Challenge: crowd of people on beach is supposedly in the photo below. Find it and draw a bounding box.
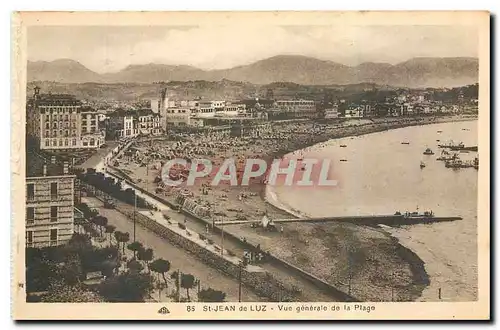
[112,116,461,226]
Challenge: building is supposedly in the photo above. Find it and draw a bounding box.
[344,105,364,118]
[26,87,105,151]
[323,106,339,119]
[215,103,246,117]
[274,99,317,118]
[25,152,75,248]
[164,107,192,127]
[107,109,162,139]
[136,109,162,135]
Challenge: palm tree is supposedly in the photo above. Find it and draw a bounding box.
[105,225,116,246]
[180,273,196,302]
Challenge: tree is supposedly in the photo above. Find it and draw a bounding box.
[26,260,59,293]
[61,254,83,286]
[127,259,144,273]
[93,216,108,237]
[137,248,154,271]
[105,225,116,246]
[98,272,154,302]
[127,241,144,259]
[180,273,196,302]
[198,288,226,302]
[114,231,130,255]
[114,231,122,249]
[42,283,105,302]
[149,258,171,288]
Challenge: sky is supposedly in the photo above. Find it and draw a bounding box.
[27,25,478,73]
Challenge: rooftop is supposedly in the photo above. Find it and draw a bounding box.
[34,93,82,107]
[26,151,70,177]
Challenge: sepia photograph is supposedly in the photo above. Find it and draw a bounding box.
[11,11,490,320]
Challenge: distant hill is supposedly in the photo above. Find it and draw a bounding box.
[27,59,103,83]
[27,55,478,88]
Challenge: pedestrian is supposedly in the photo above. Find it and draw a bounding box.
[280,225,284,234]
[206,224,209,234]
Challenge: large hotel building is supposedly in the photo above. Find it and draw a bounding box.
[26,87,105,151]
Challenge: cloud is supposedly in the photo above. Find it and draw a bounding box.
[28,25,478,73]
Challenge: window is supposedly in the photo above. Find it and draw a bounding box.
[45,130,50,137]
[50,228,58,243]
[72,139,76,146]
[27,207,34,223]
[50,182,58,199]
[72,122,76,128]
[26,231,33,244]
[45,122,50,129]
[52,140,57,146]
[50,206,58,222]
[64,139,68,146]
[27,184,34,200]
[45,140,49,147]
[59,139,63,146]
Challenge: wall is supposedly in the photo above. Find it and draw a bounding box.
[105,167,358,302]
[117,208,299,302]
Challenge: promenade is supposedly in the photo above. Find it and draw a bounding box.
[83,196,264,302]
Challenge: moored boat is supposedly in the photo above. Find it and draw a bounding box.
[423,148,434,155]
[420,161,426,168]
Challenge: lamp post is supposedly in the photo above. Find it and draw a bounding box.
[133,191,137,242]
[220,216,224,256]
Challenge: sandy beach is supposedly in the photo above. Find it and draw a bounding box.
[112,114,476,301]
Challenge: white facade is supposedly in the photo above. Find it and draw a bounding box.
[344,107,364,118]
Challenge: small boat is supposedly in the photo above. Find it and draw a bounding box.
[439,141,465,149]
[340,159,348,162]
[401,142,410,145]
[420,161,426,168]
[423,148,434,155]
[437,130,443,133]
[340,144,347,148]
[436,139,440,142]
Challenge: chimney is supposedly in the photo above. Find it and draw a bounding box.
[42,163,47,176]
[51,156,56,164]
[63,161,69,175]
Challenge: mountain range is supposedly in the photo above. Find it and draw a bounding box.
[27,55,478,88]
